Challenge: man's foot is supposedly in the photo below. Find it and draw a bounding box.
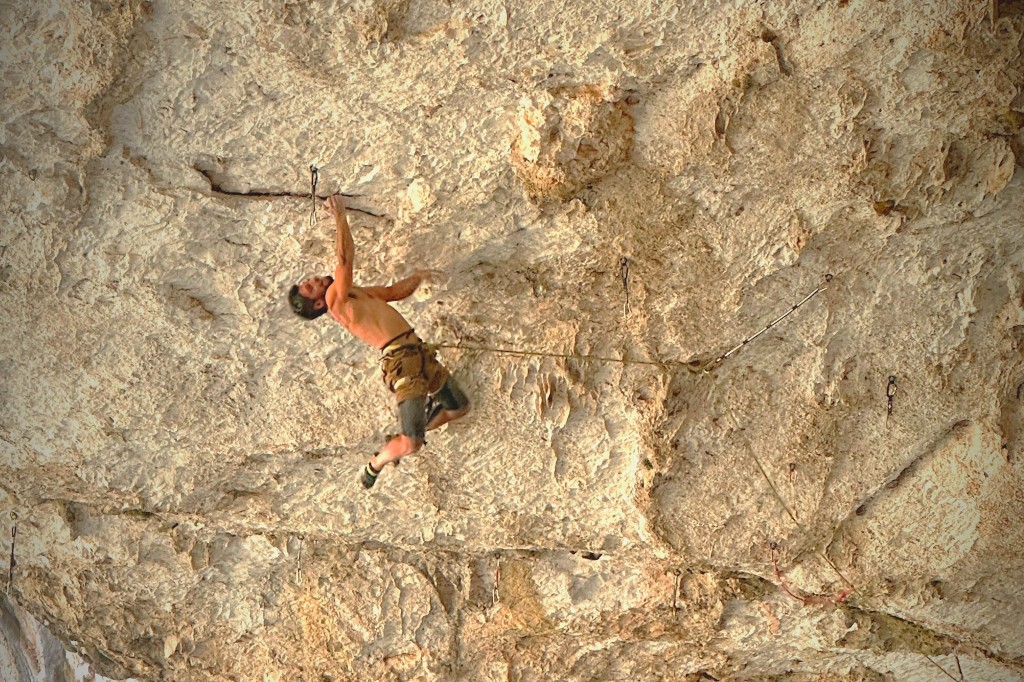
[360,461,381,489]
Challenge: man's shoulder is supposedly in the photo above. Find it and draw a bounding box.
[327,282,359,301]
[326,286,352,315]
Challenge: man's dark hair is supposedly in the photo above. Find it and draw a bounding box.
[288,285,328,320]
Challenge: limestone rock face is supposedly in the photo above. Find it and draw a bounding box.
[1,1,1023,681]
[512,86,635,201]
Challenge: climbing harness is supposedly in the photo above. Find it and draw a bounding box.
[380,330,450,401]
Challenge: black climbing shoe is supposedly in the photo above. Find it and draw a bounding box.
[361,462,381,489]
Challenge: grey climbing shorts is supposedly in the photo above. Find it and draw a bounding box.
[396,378,470,442]
[398,395,427,442]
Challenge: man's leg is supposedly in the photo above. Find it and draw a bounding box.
[425,378,471,432]
[373,433,423,468]
[362,396,426,489]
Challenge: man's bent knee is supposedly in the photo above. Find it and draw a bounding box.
[394,434,424,457]
[436,380,470,412]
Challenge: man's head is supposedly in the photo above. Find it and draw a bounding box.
[288,275,333,320]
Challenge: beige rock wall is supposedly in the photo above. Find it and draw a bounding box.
[1,0,1022,680]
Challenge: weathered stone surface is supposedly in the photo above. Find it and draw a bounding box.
[1,0,1023,680]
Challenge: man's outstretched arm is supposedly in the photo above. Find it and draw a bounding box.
[364,270,436,302]
[327,194,354,299]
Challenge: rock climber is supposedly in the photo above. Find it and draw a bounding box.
[288,194,470,489]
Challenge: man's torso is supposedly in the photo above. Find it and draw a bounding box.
[327,285,413,349]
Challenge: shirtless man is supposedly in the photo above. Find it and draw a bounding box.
[288,194,470,489]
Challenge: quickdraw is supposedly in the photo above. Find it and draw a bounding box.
[308,165,319,227]
[6,512,17,596]
[886,375,898,426]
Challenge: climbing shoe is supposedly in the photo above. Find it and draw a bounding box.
[361,462,381,489]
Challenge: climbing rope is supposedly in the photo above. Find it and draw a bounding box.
[434,273,834,374]
[706,273,832,368]
[432,342,708,372]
